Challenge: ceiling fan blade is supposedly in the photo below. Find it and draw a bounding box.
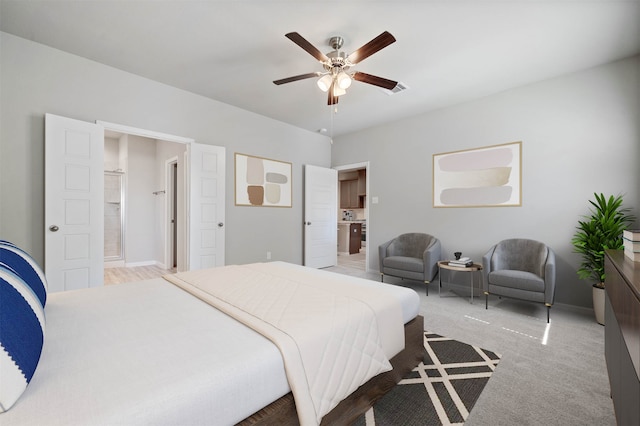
[346,31,396,64]
[285,32,329,63]
[327,81,339,105]
[353,71,398,91]
[273,72,321,85]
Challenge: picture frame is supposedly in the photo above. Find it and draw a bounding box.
[433,141,522,208]
[235,153,292,207]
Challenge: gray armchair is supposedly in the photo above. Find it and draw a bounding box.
[379,233,441,295]
[482,238,556,323]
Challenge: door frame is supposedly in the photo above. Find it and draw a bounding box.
[164,157,179,270]
[333,161,370,271]
[97,120,194,271]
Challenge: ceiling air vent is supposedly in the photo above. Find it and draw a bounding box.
[381,82,409,96]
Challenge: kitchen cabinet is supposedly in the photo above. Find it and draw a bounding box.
[339,170,366,208]
[358,169,366,195]
[340,180,361,208]
[339,181,348,208]
[338,222,362,255]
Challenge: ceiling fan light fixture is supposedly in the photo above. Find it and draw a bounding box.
[336,72,352,89]
[332,85,346,97]
[276,31,398,105]
[317,74,333,92]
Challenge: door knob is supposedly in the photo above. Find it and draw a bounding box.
[49,225,59,232]
[305,221,312,225]
[218,222,224,227]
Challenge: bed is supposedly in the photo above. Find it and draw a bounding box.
[1,259,423,425]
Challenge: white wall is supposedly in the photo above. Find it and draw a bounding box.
[0,32,331,267]
[332,55,640,308]
[125,135,157,264]
[104,137,119,171]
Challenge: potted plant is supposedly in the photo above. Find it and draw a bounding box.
[572,193,635,325]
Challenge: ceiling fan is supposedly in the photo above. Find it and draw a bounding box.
[273,31,398,105]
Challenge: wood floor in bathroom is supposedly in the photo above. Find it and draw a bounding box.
[104,264,175,285]
[105,247,366,286]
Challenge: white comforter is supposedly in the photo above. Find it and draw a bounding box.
[3,263,417,426]
[165,261,404,425]
[2,277,293,426]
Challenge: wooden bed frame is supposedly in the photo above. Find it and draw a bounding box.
[239,315,425,425]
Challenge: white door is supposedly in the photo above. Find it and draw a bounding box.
[45,113,104,292]
[187,143,225,270]
[304,165,338,268]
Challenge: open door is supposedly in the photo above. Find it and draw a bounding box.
[304,165,337,268]
[46,114,226,291]
[187,143,226,270]
[45,113,104,292]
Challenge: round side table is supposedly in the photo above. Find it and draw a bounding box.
[437,260,483,304]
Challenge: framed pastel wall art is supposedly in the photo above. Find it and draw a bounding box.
[433,141,522,208]
[235,153,292,207]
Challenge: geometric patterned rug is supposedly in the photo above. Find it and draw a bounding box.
[354,332,501,426]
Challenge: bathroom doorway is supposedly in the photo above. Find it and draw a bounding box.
[103,130,187,276]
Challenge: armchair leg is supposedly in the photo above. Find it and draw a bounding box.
[380,273,384,283]
[546,304,551,323]
[484,292,489,310]
[424,281,429,296]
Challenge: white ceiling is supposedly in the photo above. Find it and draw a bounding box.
[1,1,639,137]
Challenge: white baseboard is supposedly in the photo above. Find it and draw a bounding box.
[104,260,125,268]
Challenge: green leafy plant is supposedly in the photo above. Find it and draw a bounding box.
[572,193,635,287]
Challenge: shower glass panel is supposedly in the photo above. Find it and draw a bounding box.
[104,172,124,260]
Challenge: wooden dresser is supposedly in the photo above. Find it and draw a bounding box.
[604,250,640,425]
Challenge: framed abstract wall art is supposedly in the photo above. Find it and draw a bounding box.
[433,141,522,208]
[235,153,292,207]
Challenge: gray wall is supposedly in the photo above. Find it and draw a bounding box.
[0,32,331,267]
[125,135,157,264]
[332,55,640,308]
